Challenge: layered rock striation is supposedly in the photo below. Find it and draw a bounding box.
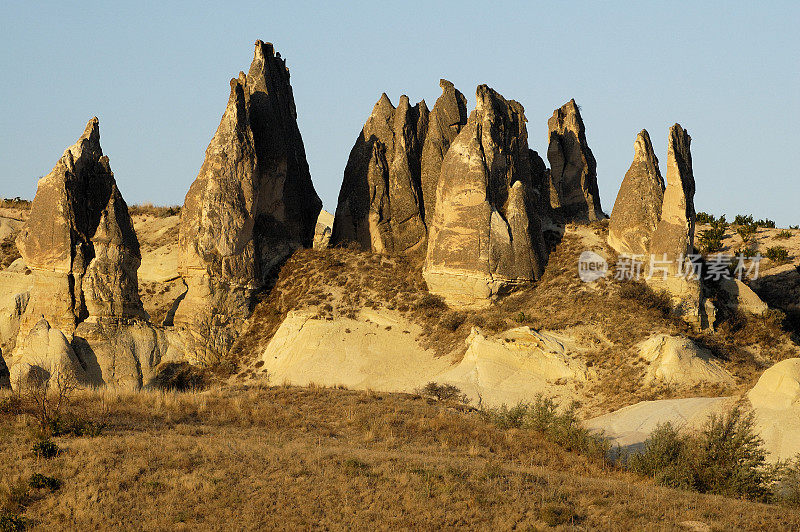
[423,85,549,306]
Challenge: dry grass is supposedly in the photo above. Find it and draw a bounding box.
[127,203,181,218]
[0,198,31,211]
[230,245,472,364]
[1,386,798,530]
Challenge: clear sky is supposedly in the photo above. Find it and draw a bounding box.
[1,1,798,225]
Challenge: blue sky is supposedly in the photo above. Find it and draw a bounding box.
[1,1,798,225]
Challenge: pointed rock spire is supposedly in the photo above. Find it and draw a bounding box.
[175,40,322,331]
[15,117,144,335]
[608,130,665,255]
[546,99,605,221]
[647,124,711,327]
[331,91,429,254]
[420,79,468,224]
[649,124,696,263]
[423,85,549,306]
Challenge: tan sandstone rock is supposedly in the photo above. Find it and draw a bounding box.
[608,130,665,255]
[331,92,429,254]
[423,85,549,306]
[420,79,468,225]
[638,334,733,386]
[647,124,710,327]
[175,41,321,334]
[8,319,87,388]
[718,278,769,316]
[435,327,592,407]
[313,209,334,250]
[547,99,605,221]
[15,117,145,336]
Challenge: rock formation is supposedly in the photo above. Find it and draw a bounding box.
[608,130,665,255]
[423,85,549,306]
[647,124,710,326]
[0,352,9,389]
[175,41,321,331]
[9,319,87,388]
[637,334,733,386]
[419,80,468,224]
[15,117,145,336]
[313,210,334,250]
[331,92,430,254]
[528,149,552,223]
[547,99,605,221]
[331,79,468,254]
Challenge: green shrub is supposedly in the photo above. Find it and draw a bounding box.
[756,218,776,229]
[698,227,725,253]
[627,423,694,489]
[696,212,715,224]
[483,396,609,460]
[419,382,467,403]
[734,214,755,226]
[774,456,800,506]
[28,474,60,492]
[31,438,59,459]
[775,230,794,240]
[626,407,773,501]
[765,246,789,263]
[737,224,758,243]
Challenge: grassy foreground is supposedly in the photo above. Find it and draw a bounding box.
[2,385,800,530]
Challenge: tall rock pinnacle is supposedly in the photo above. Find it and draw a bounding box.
[15,117,145,336]
[608,130,665,255]
[547,99,605,221]
[420,79,468,224]
[175,41,322,332]
[647,123,710,327]
[423,85,549,306]
[331,91,429,254]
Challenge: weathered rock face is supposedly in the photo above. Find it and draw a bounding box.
[637,334,733,386]
[175,41,322,330]
[608,130,665,255]
[420,80,468,224]
[649,124,695,262]
[547,99,605,221]
[0,352,9,389]
[15,118,144,336]
[331,92,430,254]
[423,85,549,306]
[528,149,552,223]
[313,209,334,250]
[8,319,87,388]
[71,320,187,390]
[647,124,709,326]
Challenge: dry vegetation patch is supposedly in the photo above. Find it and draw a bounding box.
[2,385,799,530]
